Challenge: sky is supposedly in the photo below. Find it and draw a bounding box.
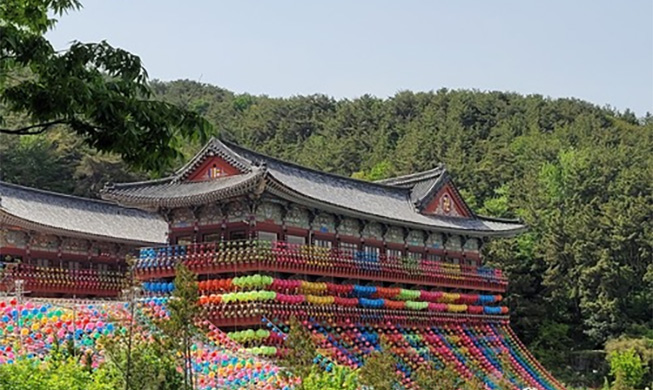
[47,1,653,115]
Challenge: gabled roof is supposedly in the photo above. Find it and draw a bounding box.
[377,168,474,216]
[172,139,253,181]
[375,164,445,188]
[0,182,167,245]
[102,138,526,237]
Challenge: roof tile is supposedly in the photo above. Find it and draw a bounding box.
[0,182,167,244]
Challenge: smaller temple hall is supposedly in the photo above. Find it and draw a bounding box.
[0,182,166,297]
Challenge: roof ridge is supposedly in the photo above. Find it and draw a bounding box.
[172,137,253,182]
[172,137,218,178]
[0,181,143,210]
[102,176,175,190]
[375,165,445,185]
[103,137,254,191]
[220,139,412,194]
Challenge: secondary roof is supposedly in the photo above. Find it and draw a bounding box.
[0,182,167,245]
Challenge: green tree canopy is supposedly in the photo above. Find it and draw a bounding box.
[2,79,651,387]
[0,0,211,172]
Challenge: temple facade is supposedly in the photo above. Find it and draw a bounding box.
[102,138,564,390]
[0,182,167,298]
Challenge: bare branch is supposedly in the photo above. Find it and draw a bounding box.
[0,120,69,135]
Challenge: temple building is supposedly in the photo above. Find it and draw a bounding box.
[102,138,564,390]
[0,182,166,298]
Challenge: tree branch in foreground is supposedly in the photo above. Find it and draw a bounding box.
[0,120,69,135]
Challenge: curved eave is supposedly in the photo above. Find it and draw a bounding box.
[476,221,528,237]
[375,165,445,186]
[0,210,164,246]
[101,171,265,210]
[265,177,527,238]
[475,214,525,224]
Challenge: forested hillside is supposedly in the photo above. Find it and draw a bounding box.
[1,80,651,384]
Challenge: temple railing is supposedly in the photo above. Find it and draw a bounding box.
[136,240,508,292]
[200,302,511,327]
[0,264,126,297]
[142,273,507,315]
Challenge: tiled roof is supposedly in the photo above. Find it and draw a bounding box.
[102,138,527,236]
[0,182,167,244]
[375,166,445,187]
[101,169,264,208]
[375,166,447,204]
[224,140,525,235]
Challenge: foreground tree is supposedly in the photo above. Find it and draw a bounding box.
[605,336,652,387]
[0,357,117,390]
[281,316,318,383]
[358,340,401,390]
[414,362,459,390]
[302,364,359,390]
[0,0,211,172]
[159,264,201,390]
[605,340,650,390]
[103,337,184,390]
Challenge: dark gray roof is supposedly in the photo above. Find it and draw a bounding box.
[376,168,474,216]
[375,166,446,205]
[103,138,526,236]
[223,140,525,235]
[375,166,445,187]
[102,169,264,208]
[0,182,167,244]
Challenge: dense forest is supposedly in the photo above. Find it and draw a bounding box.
[0,80,651,384]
